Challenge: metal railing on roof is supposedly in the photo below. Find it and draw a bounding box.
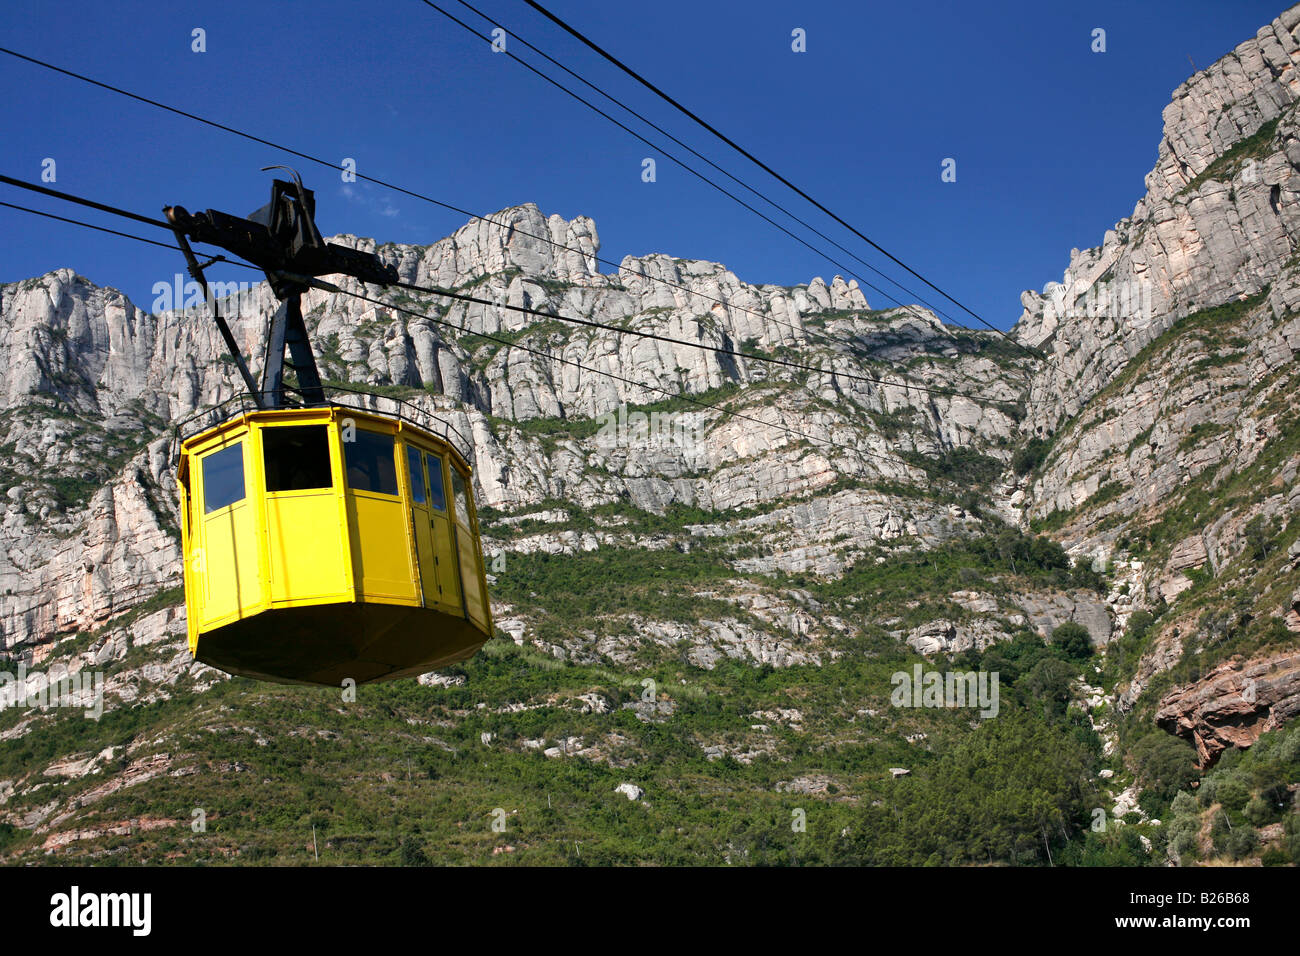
[171,384,475,465]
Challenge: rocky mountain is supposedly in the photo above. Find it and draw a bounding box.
[1007,5,1300,769]
[0,7,1297,866]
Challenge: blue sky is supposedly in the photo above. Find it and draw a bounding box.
[0,0,1287,329]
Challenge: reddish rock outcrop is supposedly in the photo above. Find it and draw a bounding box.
[1156,651,1300,767]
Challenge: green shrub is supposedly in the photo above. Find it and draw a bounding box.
[1022,657,1076,718]
[1243,795,1272,827]
[1167,814,1200,859]
[1052,622,1094,660]
[1287,830,1300,865]
[1225,825,1257,860]
[1278,728,1300,766]
[1130,733,1199,805]
[1138,789,1169,818]
[1170,791,1198,817]
[1261,846,1289,866]
[1127,610,1155,643]
[1210,811,1232,855]
[398,837,431,866]
[1011,437,1049,476]
[1216,778,1250,813]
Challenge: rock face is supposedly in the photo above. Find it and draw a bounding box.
[1016,4,1300,435]
[1010,4,1300,589]
[1001,4,1300,749]
[1015,590,1113,646]
[1156,652,1300,766]
[0,217,1032,661]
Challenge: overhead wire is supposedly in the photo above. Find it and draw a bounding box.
[520,0,1044,360]
[0,173,1003,402]
[389,275,984,399]
[423,0,967,333]
[0,198,205,257]
[0,173,174,232]
[0,182,266,275]
[0,197,929,473]
[317,279,930,474]
[0,47,1027,409]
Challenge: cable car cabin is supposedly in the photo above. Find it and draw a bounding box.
[175,405,491,686]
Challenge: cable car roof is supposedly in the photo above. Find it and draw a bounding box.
[173,383,475,471]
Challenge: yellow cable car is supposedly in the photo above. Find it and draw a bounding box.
[164,171,492,685]
[175,397,492,685]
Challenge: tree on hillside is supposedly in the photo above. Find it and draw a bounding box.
[1130,732,1198,810]
[1052,622,1093,660]
[1023,657,1076,719]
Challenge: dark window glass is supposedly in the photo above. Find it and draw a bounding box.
[344,429,398,496]
[202,443,245,513]
[426,453,447,512]
[406,445,426,504]
[264,425,333,492]
[450,469,470,527]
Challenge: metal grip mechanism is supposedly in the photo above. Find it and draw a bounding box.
[164,169,399,410]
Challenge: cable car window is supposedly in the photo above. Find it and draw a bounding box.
[201,443,245,513]
[450,469,470,527]
[264,426,333,492]
[406,444,426,504]
[425,453,447,512]
[345,429,399,496]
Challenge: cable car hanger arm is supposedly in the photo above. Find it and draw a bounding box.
[163,168,398,410]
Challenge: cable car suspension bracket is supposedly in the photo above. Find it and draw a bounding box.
[163,167,398,411]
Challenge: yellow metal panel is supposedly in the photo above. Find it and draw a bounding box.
[446,462,490,631]
[456,525,488,630]
[399,439,434,608]
[201,500,262,625]
[341,423,417,603]
[328,414,358,603]
[250,427,273,615]
[431,511,460,612]
[191,431,264,631]
[464,474,493,634]
[254,419,349,606]
[424,451,460,613]
[403,440,442,609]
[178,474,201,654]
[410,502,437,606]
[347,492,418,602]
[265,492,349,603]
